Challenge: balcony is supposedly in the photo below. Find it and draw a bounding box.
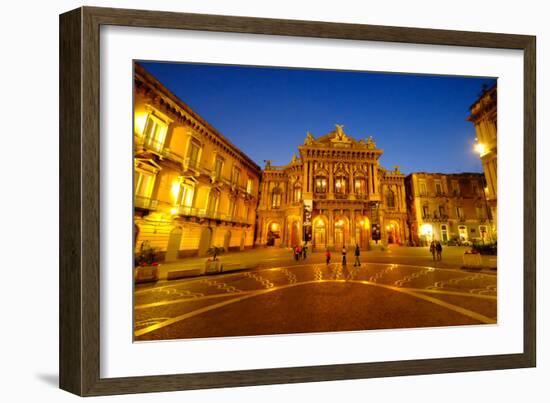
[134,135,184,163]
[175,206,252,226]
[135,196,158,211]
[334,193,348,200]
[183,157,200,172]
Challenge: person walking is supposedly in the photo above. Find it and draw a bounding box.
[302,243,307,260]
[342,246,347,266]
[294,245,300,261]
[354,244,361,267]
[325,249,331,265]
[429,240,436,261]
[436,241,443,261]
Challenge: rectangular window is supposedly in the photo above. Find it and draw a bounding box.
[134,171,155,198]
[232,167,241,187]
[246,178,253,194]
[456,206,464,219]
[439,205,446,217]
[180,182,195,208]
[187,140,201,169]
[142,114,168,152]
[214,157,224,179]
[419,181,427,196]
[422,205,429,218]
[435,182,442,196]
[452,181,460,196]
[228,199,236,217]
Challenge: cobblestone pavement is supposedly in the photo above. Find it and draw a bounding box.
[134,262,497,341]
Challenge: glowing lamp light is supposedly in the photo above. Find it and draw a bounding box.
[170,207,178,215]
[134,113,148,135]
[171,182,181,202]
[420,223,433,236]
[271,223,279,231]
[474,142,486,155]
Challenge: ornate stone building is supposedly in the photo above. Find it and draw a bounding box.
[133,63,262,260]
[468,84,497,239]
[256,125,408,251]
[406,172,494,245]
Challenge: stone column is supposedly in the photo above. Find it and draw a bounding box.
[328,162,334,198]
[328,209,334,249]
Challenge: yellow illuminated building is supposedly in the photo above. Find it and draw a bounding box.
[256,125,408,251]
[406,172,494,245]
[468,84,497,238]
[134,64,261,259]
[134,64,496,261]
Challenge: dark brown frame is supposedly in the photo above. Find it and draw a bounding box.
[59,6,536,396]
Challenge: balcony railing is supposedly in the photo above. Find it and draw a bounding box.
[134,135,184,163]
[183,157,200,172]
[334,193,348,199]
[176,206,252,225]
[135,196,158,210]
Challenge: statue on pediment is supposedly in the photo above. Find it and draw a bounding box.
[335,124,345,139]
[304,131,315,145]
[291,154,297,163]
[264,159,272,169]
[366,136,376,149]
[393,165,401,173]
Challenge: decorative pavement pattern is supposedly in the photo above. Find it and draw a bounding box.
[134,263,497,341]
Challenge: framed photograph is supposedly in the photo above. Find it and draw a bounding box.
[59,6,536,396]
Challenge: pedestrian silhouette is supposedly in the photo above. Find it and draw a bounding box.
[342,246,347,266]
[354,244,361,267]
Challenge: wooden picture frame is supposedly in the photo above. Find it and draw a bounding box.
[59,6,536,396]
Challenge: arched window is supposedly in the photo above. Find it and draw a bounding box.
[334,174,347,194]
[293,182,302,202]
[354,176,367,195]
[271,187,282,208]
[386,189,395,208]
[315,176,327,193]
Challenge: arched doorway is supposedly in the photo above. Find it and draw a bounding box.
[334,216,349,250]
[198,226,213,256]
[223,230,232,251]
[355,216,370,249]
[266,221,281,246]
[289,220,300,247]
[312,216,327,251]
[165,226,182,261]
[385,220,401,244]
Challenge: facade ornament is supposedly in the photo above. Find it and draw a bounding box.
[264,159,272,169]
[366,136,376,149]
[291,153,297,163]
[304,131,315,145]
[393,165,401,173]
[335,124,345,140]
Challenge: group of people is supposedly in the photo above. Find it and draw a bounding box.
[292,244,308,261]
[324,244,362,267]
[429,240,443,261]
[293,241,443,264]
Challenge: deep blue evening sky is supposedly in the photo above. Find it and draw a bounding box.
[139,61,496,174]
